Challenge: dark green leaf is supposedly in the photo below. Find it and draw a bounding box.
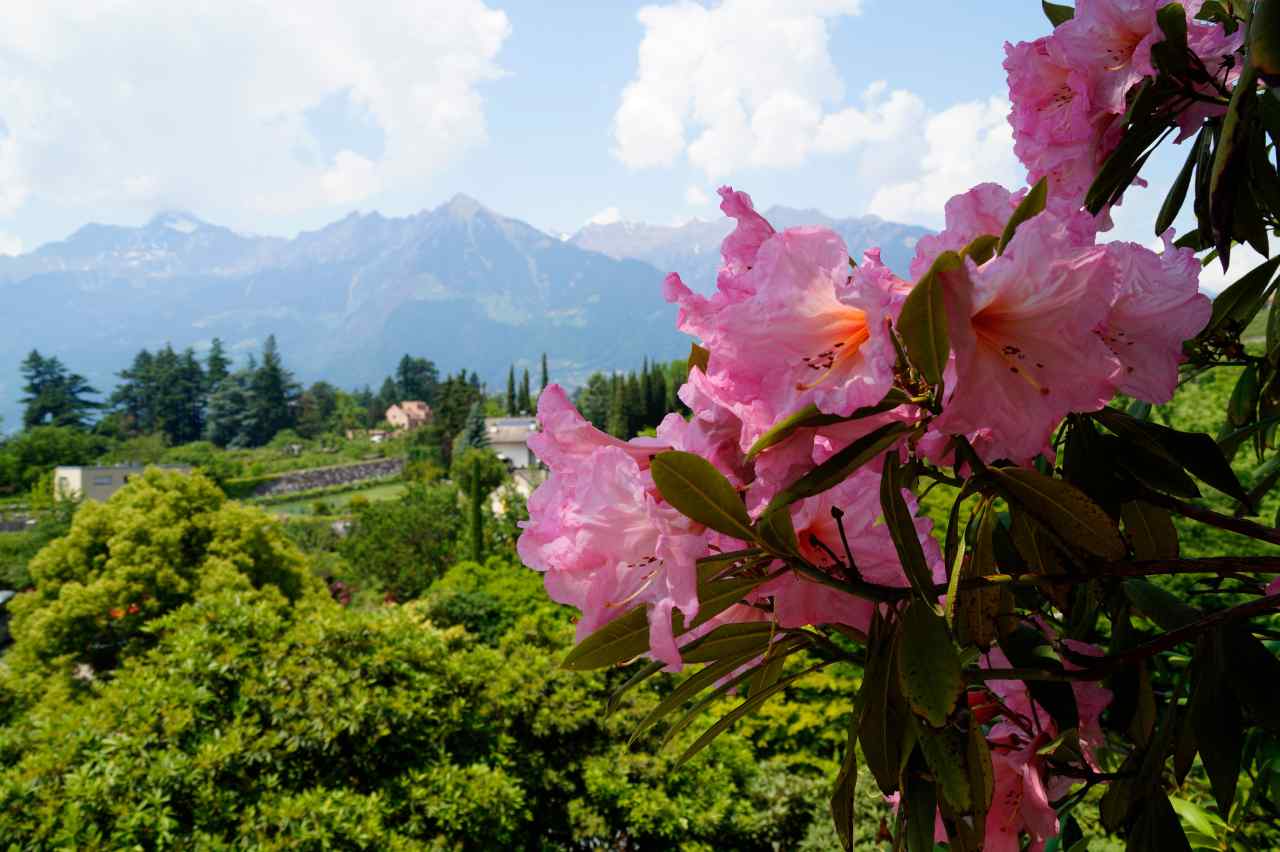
[1127,792,1193,852]
[988,466,1126,559]
[677,621,775,664]
[606,658,666,717]
[860,614,907,794]
[1190,634,1242,816]
[961,233,999,264]
[763,421,909,516]
[756,507,799,557]
[1086,115,1167,214]
[903,757,938,852]
[967,721,995,814]
[1228,364,1260,427]
[1121,501,1179,560]
[1042,1,1074,26]
[1122,578,1202,630]
[561,606,650,671]
[630,645,766,744]
[1209,63,1259,267]
[1000,625,1079,731]
[1093,408,1252,506]
[831,701,862,852]
[675,662,827,766]
[1221,626,1280,731]
[1157,126,1208,235]
[745,389,910,461]
[897,600,963,727]
[651,450,755,542]
[1150,3,1189,77]
[881,453,940,600]
[999,177,1048,254]
[898,251,958,385]
[916,724,971,812]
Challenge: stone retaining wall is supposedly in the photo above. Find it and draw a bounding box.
[249,458,406,498]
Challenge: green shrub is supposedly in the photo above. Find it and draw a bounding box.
[3,468,318,687]
[340,483,464,600]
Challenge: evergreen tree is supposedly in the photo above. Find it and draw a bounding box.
[518,369,532,414]
[606,376,627,438]
[20,350,101,430]
[576,373,612,429]
[204,370,257,447]
[506,366,517,415]
[296,381,338,439]
[624,373,645,435]
[205,338,230,391]
[375,378,399,423]
[247,335,299,445]
[540,353,549,391]
[394,355,439,404]
[460,401,490,450]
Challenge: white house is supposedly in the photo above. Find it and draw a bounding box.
[53,465,191,502]
[485,417,538,469]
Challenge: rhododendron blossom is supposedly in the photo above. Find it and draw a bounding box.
[665,188,905,449]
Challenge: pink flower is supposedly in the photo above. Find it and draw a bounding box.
[753,469,944,631]
[529,384,662,470]
[1098,232,1210,403]
[932,213,1119,465]
[655,367,751,486]
[665,192,904,449]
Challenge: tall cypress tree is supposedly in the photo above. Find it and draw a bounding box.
[518,369,532,414]
[540,353,549,391]
[606,376,627,438]
[506,366,517,415]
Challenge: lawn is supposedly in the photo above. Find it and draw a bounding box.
[266,481,409,516]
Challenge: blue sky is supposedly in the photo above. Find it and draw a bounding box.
[0,0,1227,282]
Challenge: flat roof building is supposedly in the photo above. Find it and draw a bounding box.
[53,465,192,503]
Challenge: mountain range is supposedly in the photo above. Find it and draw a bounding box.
[0,196,929,430]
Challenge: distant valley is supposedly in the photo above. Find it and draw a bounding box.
[0,196,928,429]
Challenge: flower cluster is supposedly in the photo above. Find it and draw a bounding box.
[518,2,1247,848]
[1004,0,1242,212]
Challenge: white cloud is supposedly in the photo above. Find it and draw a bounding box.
[0,1,510,227]
[614,0,864,177]
[867,97,1022,226]
[1196,247,1268,295]
[684,185,711,206]
[0,232,22,256]
[585,206,622,226]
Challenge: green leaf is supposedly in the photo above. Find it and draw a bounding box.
[898,251,958,385]
[897,600,963,728]
[880,453,940,601]
[687,343,709,374]
[1122,578,1202,631]
[1042,1,1074,26]
[1157,126,1208,235]
[1151,3,1189,77]
[831,710,861,852]
[967,722,995,813]
[1221,626,1280,732]
[961,233,1000,265]
[1168,797,1227,845]
[1086,114,1167,214]
[998,177,1049,254]
[745,388,910,461]
[859,614,907,794]
[1103,433,1201,499]
[1121,501,1179,560]
[561,606,650,671]
[1190,633,1243,816]
[563,568,775,671]
[650,450,755,542]
[1127,792,1193,852]
[675,662,827,766]
[677,621,775,664]
[903,759,938,852]
[987,466,1126,559]
[630,645,766,744]
[756,506,799,557]
[1228,363,1260,427]
[1209,62,1259,267]
[763,421,909,516]
[999,625,1080,731]
[606,658,666,717]
[1093,408,1252,506]
[917,724,971,812]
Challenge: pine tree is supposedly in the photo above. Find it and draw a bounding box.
[205,338,230,391]
[540,353,549,391]
[460,401,490,450]
[506,366,517,415]
[247,335,299,445]
[518,369,532,414]
[20,350,101,430]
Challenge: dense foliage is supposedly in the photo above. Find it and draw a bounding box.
[519,4,1280,850]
